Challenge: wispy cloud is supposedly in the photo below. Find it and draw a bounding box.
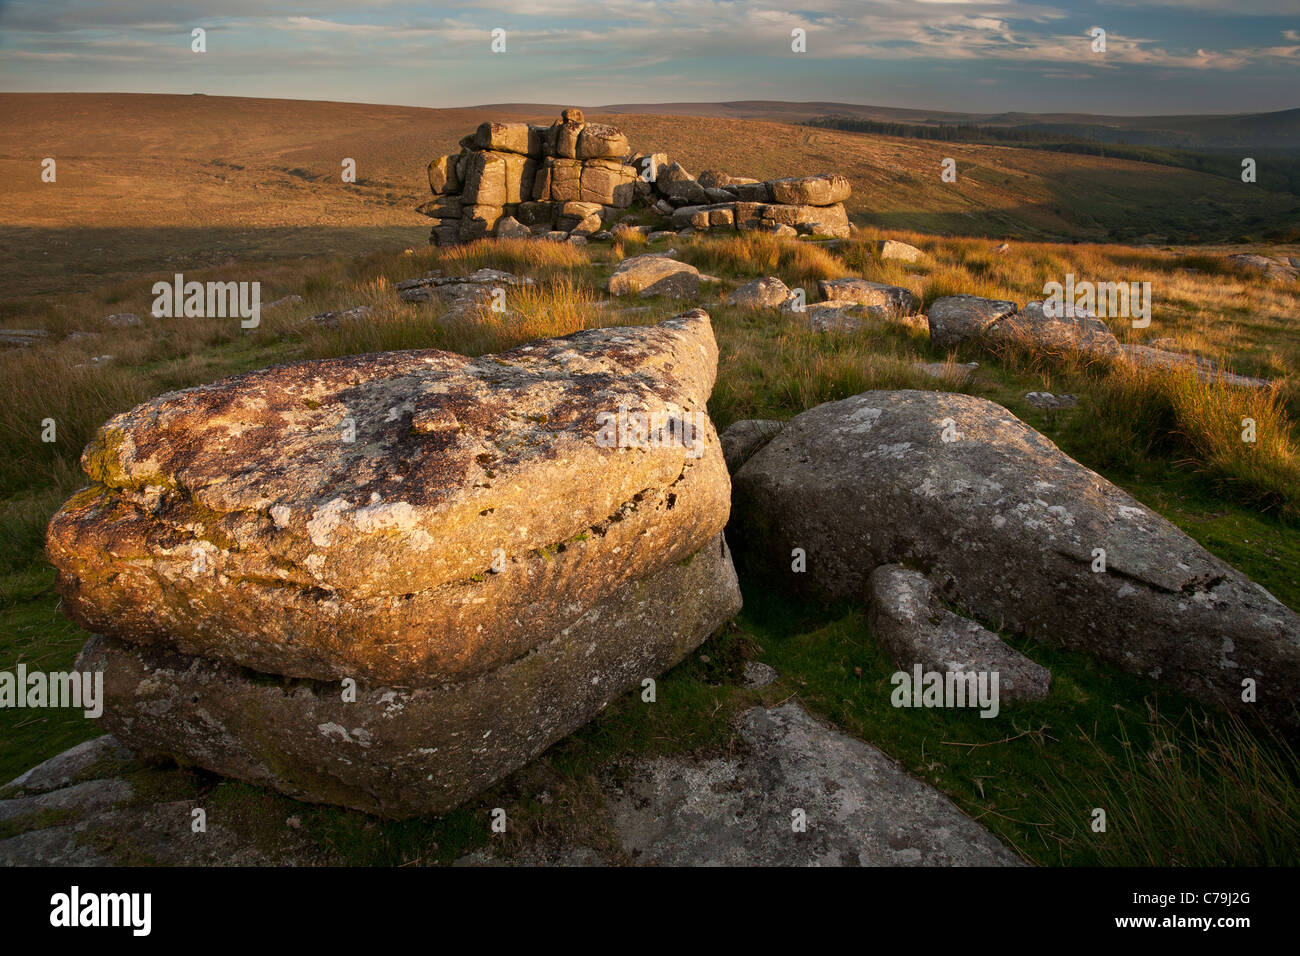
[0,1,1295,113]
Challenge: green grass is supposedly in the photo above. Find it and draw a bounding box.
[734,582,1299,866]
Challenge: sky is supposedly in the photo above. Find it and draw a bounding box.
[0,0,1296,116]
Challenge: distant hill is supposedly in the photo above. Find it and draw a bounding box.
[2,93,1296,297]
[596,101,1300,150]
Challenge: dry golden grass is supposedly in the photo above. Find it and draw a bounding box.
[2,222,1297,528]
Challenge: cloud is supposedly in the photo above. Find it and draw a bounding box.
[0,0,1295,111]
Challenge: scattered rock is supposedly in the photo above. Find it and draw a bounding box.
[302,305,372,328]
[607,253,701,299]
[106,313,141,328]
[1122,344,1269,388]
[0,329,52,348]
[264,295,304,310]
[395,268,534,305]
[915,361,979,385]
[1024,391,1078,409]
[1227,253,1298,283]
[927,296,1018,351]
[819,279,918,315]
[876,240,926,263]
[741,661,777,688]
[793,302,867,332]
[994,301,1122,357]
[727,276,792,309]
[866,565,1051,701]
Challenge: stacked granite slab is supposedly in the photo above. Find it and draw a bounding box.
[46,309,742,818]
[664,171,851,238]
[418,109,853,243]
[419,108,641,246]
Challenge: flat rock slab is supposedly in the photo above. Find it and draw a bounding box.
[469,703,1019,866]
[867,565,1050,702]
[0,735,315,866]
[2,734,129,797]
[47,310,730,686]
[79,533,742,818]
[1123,343,1269,388]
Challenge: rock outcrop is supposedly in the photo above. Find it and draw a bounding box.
[731,389,1300,731]
[1227,253,1299,283]
[419,111,852,244]
[928,295,1270,386]
[46,310,743,816]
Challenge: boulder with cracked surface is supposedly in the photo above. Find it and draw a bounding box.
[47,310,733,687]
[732,389,1300,731]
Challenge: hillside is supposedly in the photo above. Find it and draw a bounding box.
[2,93,1296,298]
[598,100,1300,148]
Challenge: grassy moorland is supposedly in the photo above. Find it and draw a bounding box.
[1,227,1297,866]
[3,93,1297,298]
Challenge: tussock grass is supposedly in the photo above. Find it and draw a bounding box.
[1086,359,1300,519]
[427,237,591,280]
[1039,707,1300,866]
[678,233,847,285]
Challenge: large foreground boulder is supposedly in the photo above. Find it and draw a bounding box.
[78,532,741,819]
[732,390,1300,731]
[47,311,730,686]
